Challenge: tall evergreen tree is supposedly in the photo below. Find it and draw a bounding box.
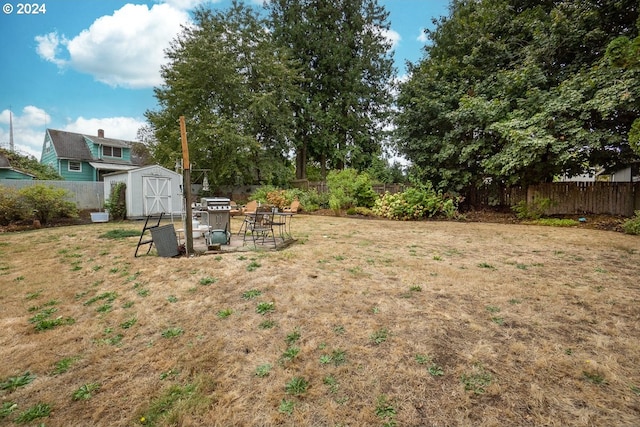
[267,0,395,179]
[145,2,301,187]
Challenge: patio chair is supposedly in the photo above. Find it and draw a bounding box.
[243,206,277,247]
[283,200,300,213]
[237,200,258,235]
[229,201,243,217]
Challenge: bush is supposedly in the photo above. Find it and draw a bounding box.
[18,185,78,225]
[512,198,554,220]
[373,181,459,220]
[105,182,126,220]
[622,211,640,235]
[250,185,278,204]
[326,169,377,210]
[297,189,328,212]
[0,186,27,225]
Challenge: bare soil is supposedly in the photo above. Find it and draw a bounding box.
[0,214,639,426]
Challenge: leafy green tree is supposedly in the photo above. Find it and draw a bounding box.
[396,0,639,192]
[1,148,61,180]
[268,0,395,179]
[145,2,301,188]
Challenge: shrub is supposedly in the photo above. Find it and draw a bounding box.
[105,182,126,220]
[512,197,554,220]
[297,189,328,212]
[0,186,26,225]
[326,169,377,210]
[18,185,78,225]
[622,211,640,235]
[373,181,459,220]
[266,189,288,209]
[251,185,277,204]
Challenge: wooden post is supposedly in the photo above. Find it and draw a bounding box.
[180,116,194,255]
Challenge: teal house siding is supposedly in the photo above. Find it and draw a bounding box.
[40,128,142,181]
[59,159,95,181]
[0,152,35,179]
[0,168,35,179]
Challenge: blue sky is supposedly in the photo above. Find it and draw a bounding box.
[0,0,450,159]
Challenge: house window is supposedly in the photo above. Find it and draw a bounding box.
[68,161,82,172]
[103,146,122,158]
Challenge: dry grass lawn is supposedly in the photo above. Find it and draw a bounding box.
[1,214,639,426]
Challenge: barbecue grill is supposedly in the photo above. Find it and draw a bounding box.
[196,197,231,244]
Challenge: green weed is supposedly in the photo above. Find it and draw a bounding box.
[478,262,496,269]
[370,328,389,345]
[161,327,184,338]
[167,295,178,303]
[216,309,233,319]
[285,377,309,395]
[246,261,261,271]
[583,371,606,385]
[258,320,276,329]
[278,399,295,415]
[72,382,100,400]
[461,367,492,394]
[0,402,17,418]
[120,317,137,329]
[25,290,42,300]
[199,277,217,286]
[323,375,339,394]
[52,356,80,375]
[242,289,262,299]
[99,229,140,239]
[14,402,51,424]
[0,372,35,391]
[285,328,301,345]
[255,364,272,378]
[280,347,300,364]
[139,382,210,426]
[375,395,397,426]
[256,301,275,315]
[84,292,117,306]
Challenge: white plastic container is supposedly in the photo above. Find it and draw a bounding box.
[90,212,109,222]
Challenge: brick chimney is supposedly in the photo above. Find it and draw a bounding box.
[98,129,104,138]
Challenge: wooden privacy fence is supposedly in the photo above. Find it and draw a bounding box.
[466,182,640,216]
[526,182,639,216]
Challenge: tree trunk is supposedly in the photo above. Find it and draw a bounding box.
[295,142,307,180]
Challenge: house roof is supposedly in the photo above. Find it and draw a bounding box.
[0,152,36,177]
[46,129,142,164]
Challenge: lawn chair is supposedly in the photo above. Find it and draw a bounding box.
[243,206,277,248]
[237,200,258,236]
[229,201,243,217]
[283,200,300,213]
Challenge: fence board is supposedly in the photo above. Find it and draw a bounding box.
[0,179,104,210]
[525,182,638,216]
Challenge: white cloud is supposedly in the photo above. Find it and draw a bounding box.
[417,28,428,43]
[0,106,51,159]
[35,2,192,89]
[163,0,215,9]
[383,28,401,51]
[64,116,146,141]
[34,32,68,67]
[0,108,145,160]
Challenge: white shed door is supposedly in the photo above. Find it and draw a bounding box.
[143,176,171,215]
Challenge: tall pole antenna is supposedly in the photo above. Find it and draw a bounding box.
[9,106,14,152]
